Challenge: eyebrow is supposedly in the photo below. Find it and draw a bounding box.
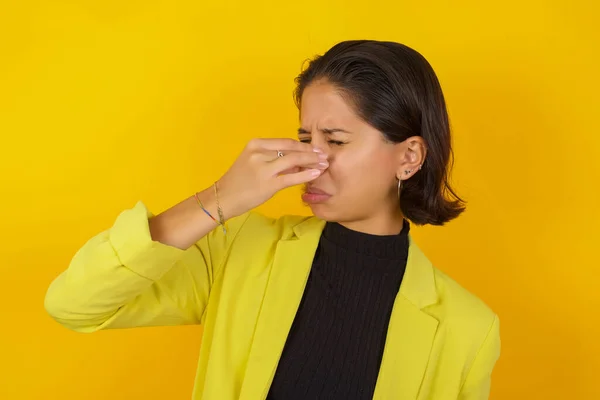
[298,128,352,134]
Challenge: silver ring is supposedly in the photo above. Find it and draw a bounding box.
[276,150,284,158]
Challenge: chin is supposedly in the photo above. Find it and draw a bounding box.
[305,203,341,222]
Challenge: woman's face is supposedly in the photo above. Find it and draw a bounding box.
[299,80,406,233]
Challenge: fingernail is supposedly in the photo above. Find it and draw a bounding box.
[318,153,328,160]
[310,169,321,176]
[313,147,324,153]
[318,162,329,168]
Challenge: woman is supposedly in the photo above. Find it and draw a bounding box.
[45,40,500,399]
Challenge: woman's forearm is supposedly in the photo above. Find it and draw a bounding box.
[149,187,225,250]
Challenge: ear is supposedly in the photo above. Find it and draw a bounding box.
[395,136,427,181]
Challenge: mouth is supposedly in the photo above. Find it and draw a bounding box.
[302,185,332,204]
[304,185,330,196]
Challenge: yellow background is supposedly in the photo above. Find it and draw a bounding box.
[1,0,598,399]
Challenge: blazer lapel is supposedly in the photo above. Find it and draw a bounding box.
[373,239,440,400]
[238,217,325,400]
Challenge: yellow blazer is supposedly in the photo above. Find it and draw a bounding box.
[45,202,500,400]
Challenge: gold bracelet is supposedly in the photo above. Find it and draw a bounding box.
[213,181,227,234]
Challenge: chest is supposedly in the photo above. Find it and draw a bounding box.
[197,239,466,400]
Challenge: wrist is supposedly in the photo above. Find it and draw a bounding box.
[216,180,247,221]
[196,182,244,223]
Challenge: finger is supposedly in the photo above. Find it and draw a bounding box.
[277,166,301,176]
[278,164,328,176]
[270,151,328,174]
[276,168,322,189]
[249,138,322,154]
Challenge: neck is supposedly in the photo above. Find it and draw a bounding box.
[338,208,406,236]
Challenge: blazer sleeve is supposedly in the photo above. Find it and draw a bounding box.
[458,315,501,400]
[44,201,249,333]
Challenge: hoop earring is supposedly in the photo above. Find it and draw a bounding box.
[397,179,402,200]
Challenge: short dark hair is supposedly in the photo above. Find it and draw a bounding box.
[294,40,465,226]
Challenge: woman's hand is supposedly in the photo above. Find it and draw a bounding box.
[148,138,327,250]
[217,138,328,219]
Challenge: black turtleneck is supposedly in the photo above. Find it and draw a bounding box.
[267,219,410,400]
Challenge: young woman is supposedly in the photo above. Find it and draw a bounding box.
[45,40,500,400]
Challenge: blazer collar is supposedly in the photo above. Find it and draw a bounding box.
[293,216,440,400]
[238,215,439,400]
[293,216,438,309]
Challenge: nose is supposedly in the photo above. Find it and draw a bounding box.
[309,138,333,169]
[308,133,329,154]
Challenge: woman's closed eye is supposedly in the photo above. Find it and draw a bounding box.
[299,138,347,146]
